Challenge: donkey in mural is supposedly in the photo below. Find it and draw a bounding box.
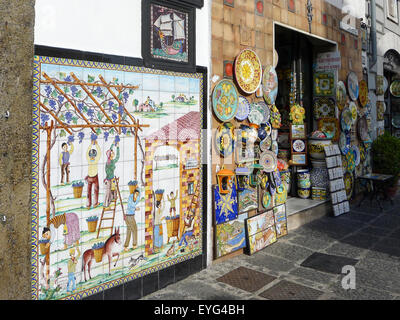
[82,227,121,281]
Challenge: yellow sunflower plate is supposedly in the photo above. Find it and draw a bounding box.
[234,49,262,94]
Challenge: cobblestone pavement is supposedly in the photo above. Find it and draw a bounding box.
[143,195,400,300]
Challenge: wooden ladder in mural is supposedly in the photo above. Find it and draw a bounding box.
[179,182,201,239]
[97,177,125,238]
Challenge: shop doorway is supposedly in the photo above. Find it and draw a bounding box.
[274,23,337,213]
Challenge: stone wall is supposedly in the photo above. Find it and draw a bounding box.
[0,1,35,299]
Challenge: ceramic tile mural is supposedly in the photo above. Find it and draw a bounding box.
[215,213,247,258]
[32,56,204,300]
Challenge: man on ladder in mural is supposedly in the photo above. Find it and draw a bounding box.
[104,138,120,208]
[86,138,101,209]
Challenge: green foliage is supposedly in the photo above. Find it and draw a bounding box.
[372,132,400,185]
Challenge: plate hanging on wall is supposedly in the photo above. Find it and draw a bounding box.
[313,97,336,120]
[341,107,353,132]
[336,81,347,111]
[351,145,360,167]
[348,101,358,124]
[235,96,251,121]
[212,79,239,122]
[344,171,354,200]
[262,65,279,104]
[252,101,270,123]
[260,135,272,151]
[248,109,264,125]
[292,139,306,153]
[358,80,368,107]
[215,122,236,157]
[234,49,262,94]
[339,131,350,155]
[390,80,400,97]
[347,71,359,101]
[260,150,278,172]
[357,116,370,141]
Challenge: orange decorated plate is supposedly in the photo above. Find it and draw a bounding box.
[359,80,368,107]
[234,49,262,94]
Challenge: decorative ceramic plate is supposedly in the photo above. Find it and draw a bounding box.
[339,132,350,155]
[260,174,269,189]
[341,107,353,132]
[390,80,400,97]
[359,80,368,107]
[344,171,354,200]
[270,104,282,128]
[271,129,278,141]
[215,122,236,157]
[357,116,370,141]
[260,136,272,151]
[377,101,386,121]
[383,76,389,94]
[376,75,385,96]
[234,49,262,94]
[212,79,239,122]
[347,72,359,101]
[349,101,358,124]
[336,81,347,111]
[273,49,279,68]
[392,114,400,129]
[260,150,278,172]
[292,139,306,153]
[314,72,335,96]
[271,141,279,155]
[262,190,272,209]
[351,145,360,167]
[252,101,270,123]
[313,97,336,120]
[262,65,279,104]
[248,109,264,125]
[318,118,340,142]
[345,149,356,172]
[235,96,251,121]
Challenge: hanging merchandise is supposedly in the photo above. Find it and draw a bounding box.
[234,49,262,94]
[215,122,236,157]
[357,116,370,141]
[269,104,282,129]
[313,97,336,120]
[345,149,356,172]
[336,81,347,111]
[376,101,386,121]
[262,65,279,104]
[383,76,389,94]
[351,145,361,167]
[235,96,251,121]
[339,131,351,155]
[271,140,279,155]
[289,103,306,124]
[340,106,353,132]
[212,79,239,122]
[258,123,271,140]
[262,190,272,209]
[252,101,270,123]
[314,72,335,96]
[318,118,340,142]
[274,183,287,205]
[347,71,359,101]
[343,171,354,200]
[279,170,291,193]
[358,80,368,107]
[271,129,278,141]
[376,75,385,96]
[348,101,358,124]
[260,150,278,172]
[292,139,306,153]
[260,135,272,151]
[308,131,332,160]
[390,80,400,97]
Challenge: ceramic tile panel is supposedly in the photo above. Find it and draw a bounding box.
[32,56,204,300]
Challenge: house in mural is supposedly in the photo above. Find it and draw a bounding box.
[143,111,202,257]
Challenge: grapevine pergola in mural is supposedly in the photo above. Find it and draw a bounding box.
[39,71,149,225]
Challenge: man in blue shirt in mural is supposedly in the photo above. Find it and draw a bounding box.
[124,189,140,252]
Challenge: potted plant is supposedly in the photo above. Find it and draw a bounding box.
[372,132,400,198]
[72,180,84,198]
[86,216,98,233]
[92,242,105,263]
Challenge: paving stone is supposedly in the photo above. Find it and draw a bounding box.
[300,252,358,274]
[217,266,276,293]
[242,252,296,273]
[389,229,400,239]
[376,237,400,248]
[261,241,314,263]
[371,243,400,258]
[324,242,367,259]
[340,233,382,249]
[352,268,400,295]
[336,211,377,223]
[329,282,395,300]
[357,226,391,237]
[288,266,339,287]
[287,234,334,251]
[356,257,400,276]
[259,280,324,300]
[370,215,400,229]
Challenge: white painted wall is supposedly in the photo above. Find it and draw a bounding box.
[34,0,211,68]
[34,0,213,266]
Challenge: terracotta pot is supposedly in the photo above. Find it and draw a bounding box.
[87,220,98,233]
[94,247,104,263]
[73,186,83,198]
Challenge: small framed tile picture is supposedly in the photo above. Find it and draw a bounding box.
[142,0,196,72]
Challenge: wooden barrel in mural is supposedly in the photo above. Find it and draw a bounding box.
[166,216,180,243]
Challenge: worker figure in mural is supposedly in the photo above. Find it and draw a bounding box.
[66,246,81,293]
[167,190,178,216]
[178,211,195,248]
[85,139,101,209]
[153,189,165,253]
[104,138,120,208]
[124,188,141,252]
[59,141,74,185]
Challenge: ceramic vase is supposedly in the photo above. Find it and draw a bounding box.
[308,137,332,160]
[310,160,329,189]
[297,169,311,189]
[258,123,268,140]
[298,187,311,199]
[279,170,291,193]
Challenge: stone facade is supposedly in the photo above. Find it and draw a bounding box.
[0,0,35,299]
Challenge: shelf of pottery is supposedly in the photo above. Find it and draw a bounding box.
[212,49,288,259]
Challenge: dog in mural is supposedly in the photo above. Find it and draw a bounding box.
[82,227,121,281]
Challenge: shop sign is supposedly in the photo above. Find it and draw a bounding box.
[316,51,341,71]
